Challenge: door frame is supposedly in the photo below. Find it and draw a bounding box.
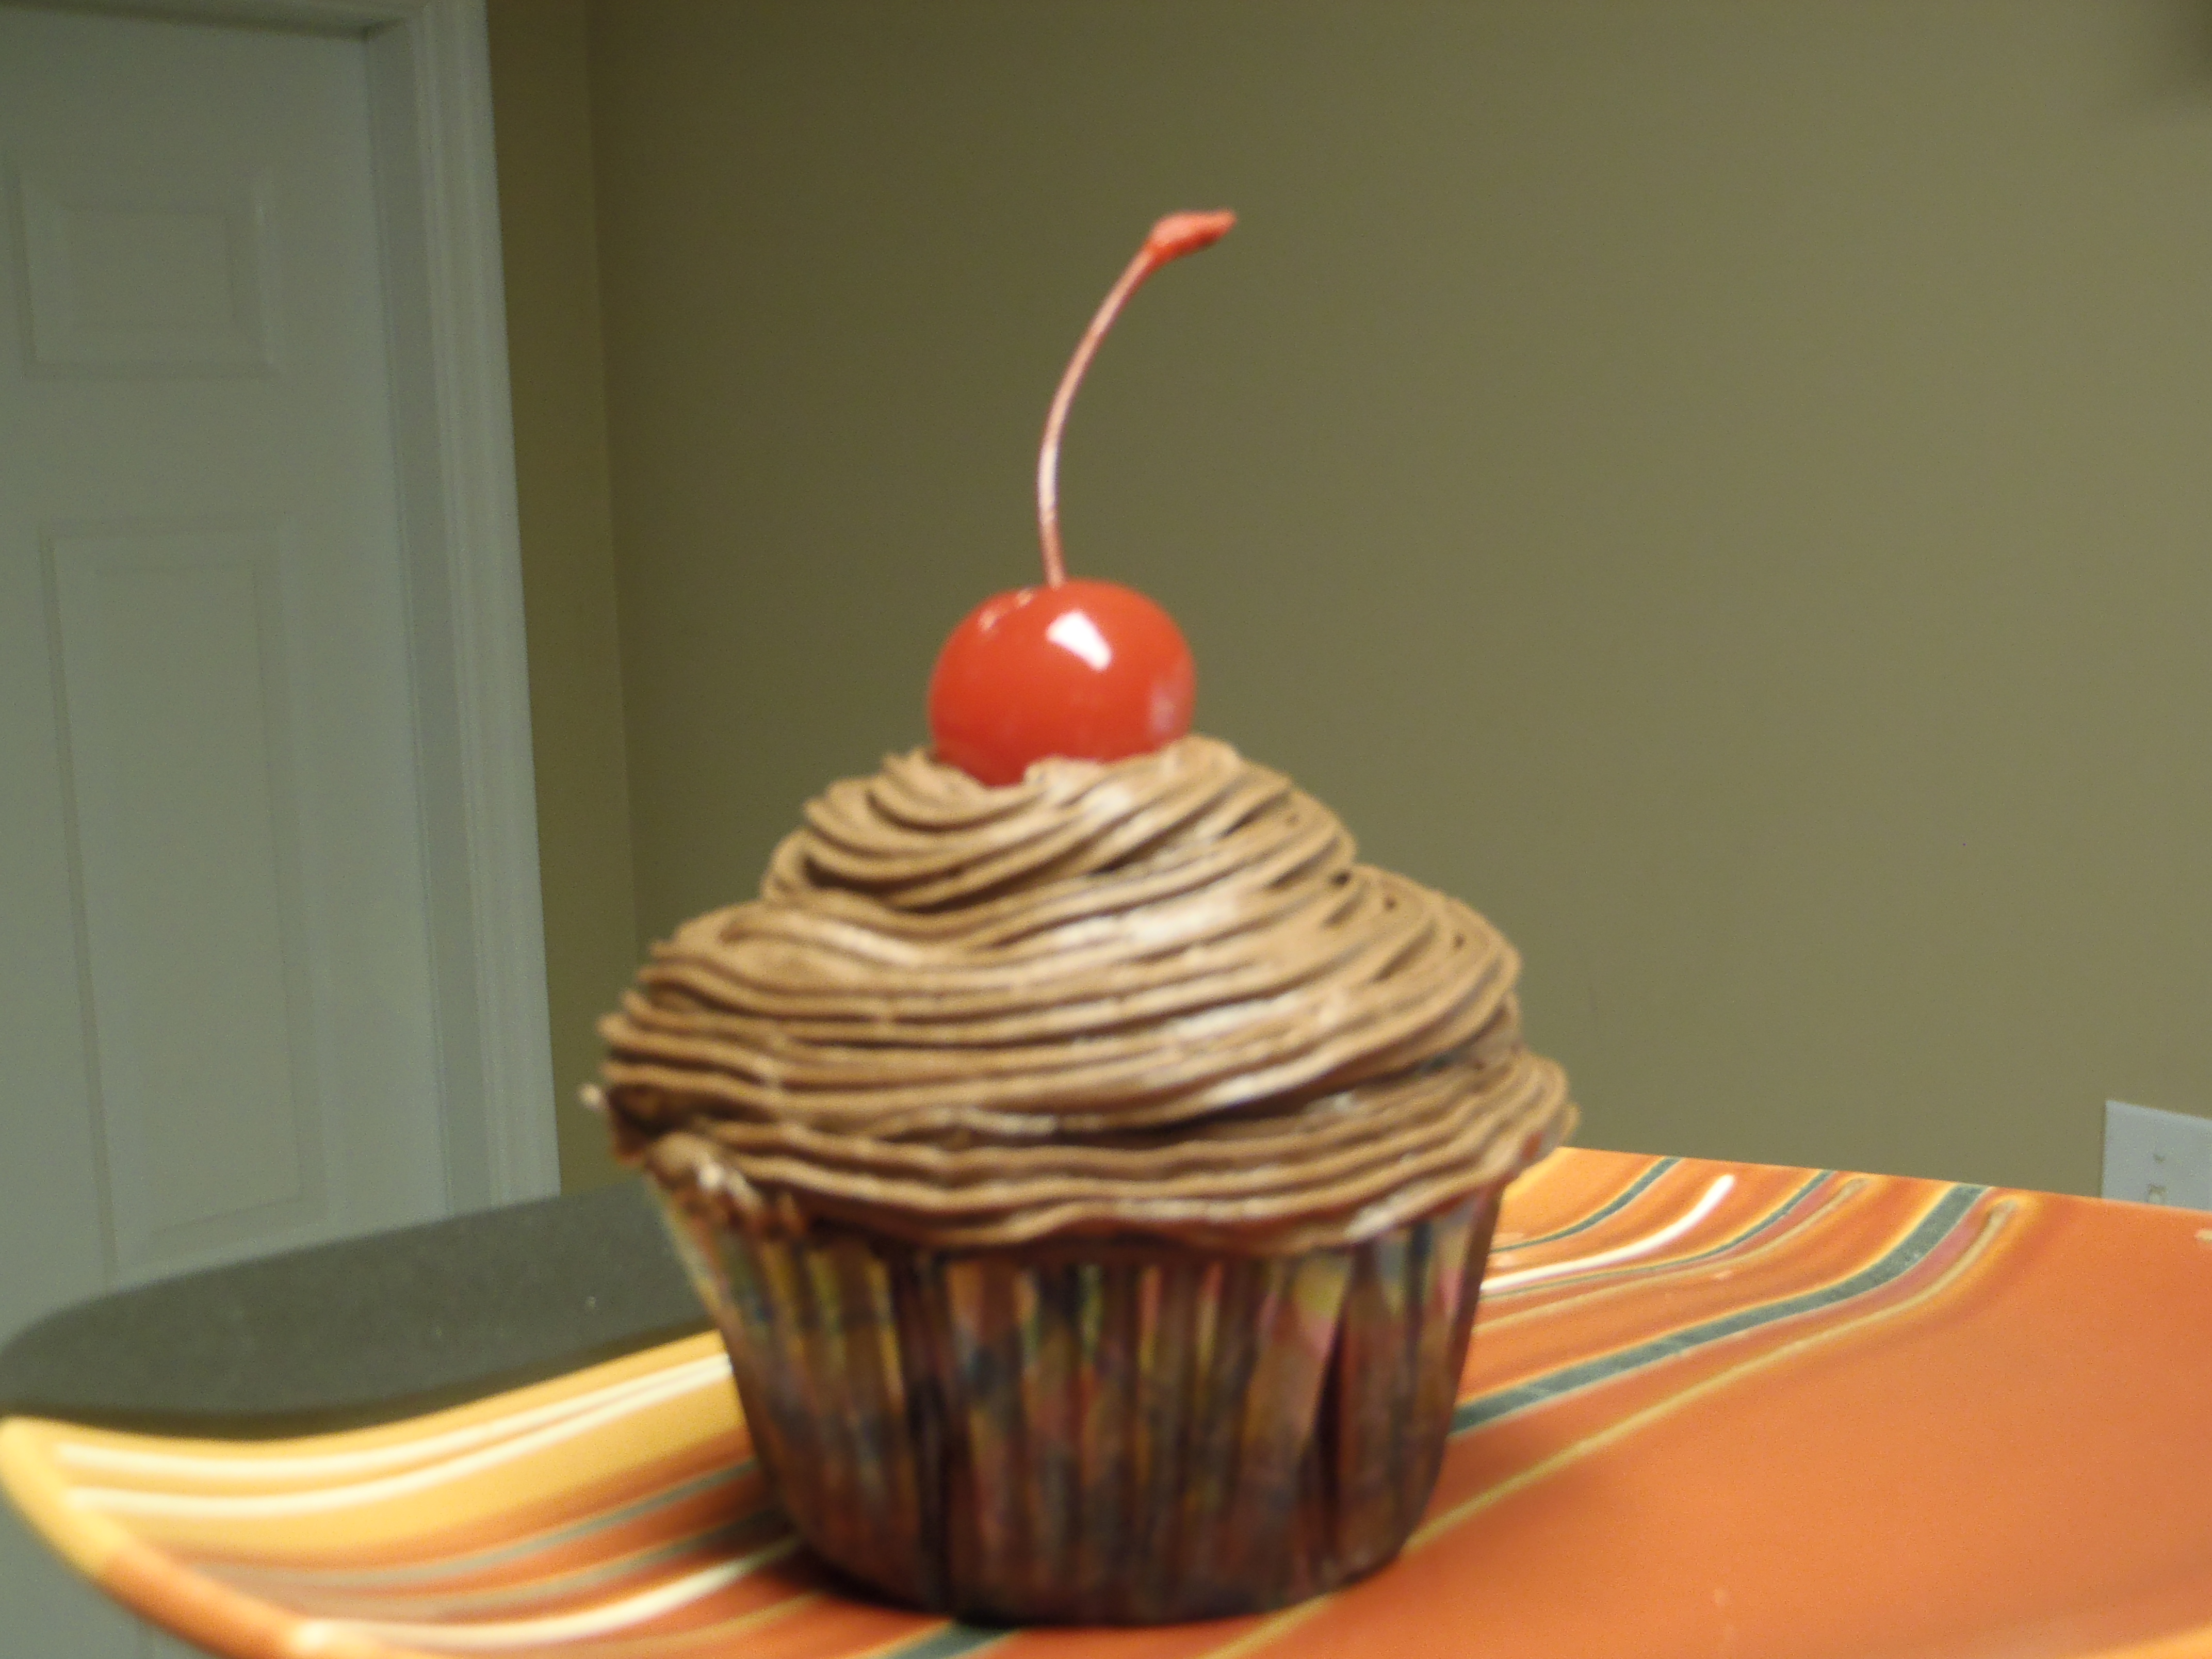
[39,0,561,1210]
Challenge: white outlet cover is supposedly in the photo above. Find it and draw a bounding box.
[2102,1100,2212,1212]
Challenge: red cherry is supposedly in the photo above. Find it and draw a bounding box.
[929,578,1195,786]
[930,209,1232,785]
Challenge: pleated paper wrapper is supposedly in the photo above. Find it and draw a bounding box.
[654,1186,1503,1623]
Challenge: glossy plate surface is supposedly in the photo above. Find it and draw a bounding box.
[6,1148,2212,1658]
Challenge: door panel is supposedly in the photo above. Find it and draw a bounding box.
[18,159,277,375]
[48,522,333,1277]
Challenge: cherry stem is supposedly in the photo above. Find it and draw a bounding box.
[1036,210,1235,587]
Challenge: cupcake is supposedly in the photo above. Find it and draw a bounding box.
[594,212,1576,1622]
[599,737,1573,1621]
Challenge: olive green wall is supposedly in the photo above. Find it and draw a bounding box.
[486,0,632,1191]
[497,0,2212,1197]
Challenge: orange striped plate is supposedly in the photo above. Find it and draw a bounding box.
[7,1148,2212,1659]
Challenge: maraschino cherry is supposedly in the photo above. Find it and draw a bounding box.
[929,210,1233,787]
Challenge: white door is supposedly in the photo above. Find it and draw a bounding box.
[1,7,468,1653]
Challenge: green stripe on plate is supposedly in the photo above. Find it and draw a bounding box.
[1502,1157,1681,1251]
[1457,1181,1989,1434]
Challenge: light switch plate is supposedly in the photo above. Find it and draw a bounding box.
[2102,1100,2212,1212]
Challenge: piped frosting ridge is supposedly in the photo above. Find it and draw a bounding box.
[600,736,1574,1252]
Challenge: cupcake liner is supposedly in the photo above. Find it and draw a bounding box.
[653,1188,1503,1624]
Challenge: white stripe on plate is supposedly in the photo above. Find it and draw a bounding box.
[68,1360,732,1520]
[283,1537,801,1653]
[1484,1175,1735,1292]
[56,1356,731,1486]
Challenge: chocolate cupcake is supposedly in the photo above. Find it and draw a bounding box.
[599,208,1575,1621]
[598,735,1574,1621]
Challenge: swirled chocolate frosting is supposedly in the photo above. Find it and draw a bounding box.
[599,736,1574,1253]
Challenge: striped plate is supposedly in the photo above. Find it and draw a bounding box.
[7,1148,2212,1659]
